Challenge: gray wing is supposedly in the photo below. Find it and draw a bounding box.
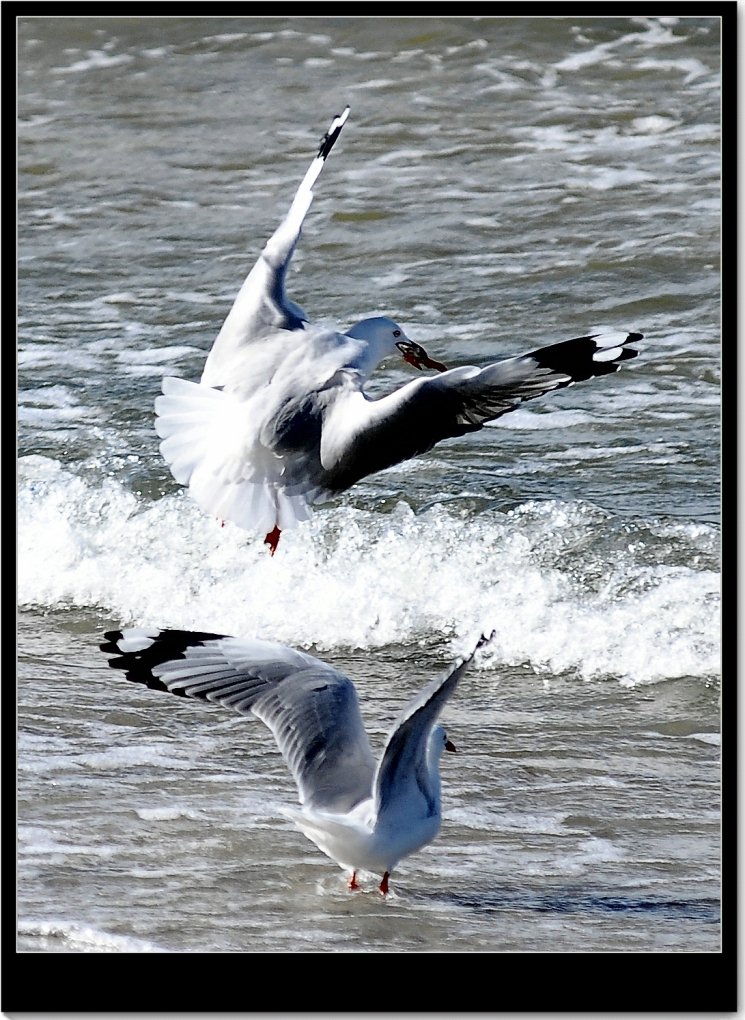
[201,108,350,387]
[100,626,376,813]
[373,649,475,819]
[320,331,642,492]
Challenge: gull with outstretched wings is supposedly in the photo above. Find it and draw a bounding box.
[100,627,491,894]
[155,108,641,553]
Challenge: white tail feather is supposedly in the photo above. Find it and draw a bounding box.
[155,377,323,535]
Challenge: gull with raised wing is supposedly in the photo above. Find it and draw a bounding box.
[100,628,490,895]
[155,107,642,553]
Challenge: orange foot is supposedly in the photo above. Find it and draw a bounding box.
[264,525,281,555]
[347,871,360,891]
[378,871,390,896]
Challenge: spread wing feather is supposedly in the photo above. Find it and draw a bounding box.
[100,626,376,813]
[321,331,641,491]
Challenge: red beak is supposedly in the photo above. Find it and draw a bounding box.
[400,345,448,373]
[419,353,448,373]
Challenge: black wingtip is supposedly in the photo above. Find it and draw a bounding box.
[528,331,643,384]
[99,628,229,693]
[476,630,496,651]
[457,630,496,670]
[100,630,124,655]
[318,107,350,161]
[465,630,496,662]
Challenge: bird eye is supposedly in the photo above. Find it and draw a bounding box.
[393,329,401,338]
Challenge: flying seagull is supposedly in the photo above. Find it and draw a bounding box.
[155,107,641,553]
[100,627,491,895]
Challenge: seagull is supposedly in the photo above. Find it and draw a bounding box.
[100,628,489,895]
[155,107,642,554]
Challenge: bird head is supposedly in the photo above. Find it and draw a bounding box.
[346,316,448,373]
[434,724,458,755]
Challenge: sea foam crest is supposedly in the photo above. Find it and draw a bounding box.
[19,456,720,686]
[16,919,168,953]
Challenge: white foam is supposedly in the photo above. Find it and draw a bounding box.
[632,115,680,134]
[59,50,133,74]
[17,739,197,776]
[136,806,204,822]
[17,919,168,953]
[553,19,685,74]
[542,443,658,462]
[18,458,720,687]
[566,167,653,192]
[489,407,593,430]
[690,732,720,747]
[117,345,201,365]
[553,837,626,875]
[204,33,248,45]
[636,56,711,84]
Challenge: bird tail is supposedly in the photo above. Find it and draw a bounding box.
[155,377,317,535]
[155,376,230,486]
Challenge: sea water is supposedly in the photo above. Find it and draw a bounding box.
[17,15,720,956]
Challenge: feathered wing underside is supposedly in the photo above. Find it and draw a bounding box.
[201,108,350,387]
[100,628,376,813]
[249,668,377,812]
[373,653,474,820]
[320,331,642,492]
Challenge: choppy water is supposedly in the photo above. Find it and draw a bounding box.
[17,15,720,957]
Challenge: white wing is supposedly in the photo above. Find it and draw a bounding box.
[373,645,478,819]
[319,331,642,492]
[101,627,376,813]
[201,107,350,387]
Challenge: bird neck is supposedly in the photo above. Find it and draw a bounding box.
[345,320,398,380]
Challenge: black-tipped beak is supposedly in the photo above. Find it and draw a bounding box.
[445,738,457,753]
[396,341,448,373]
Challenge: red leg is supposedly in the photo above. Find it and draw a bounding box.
[264,525,281,555]
[347,871,360,891]
[379,872,390,896]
